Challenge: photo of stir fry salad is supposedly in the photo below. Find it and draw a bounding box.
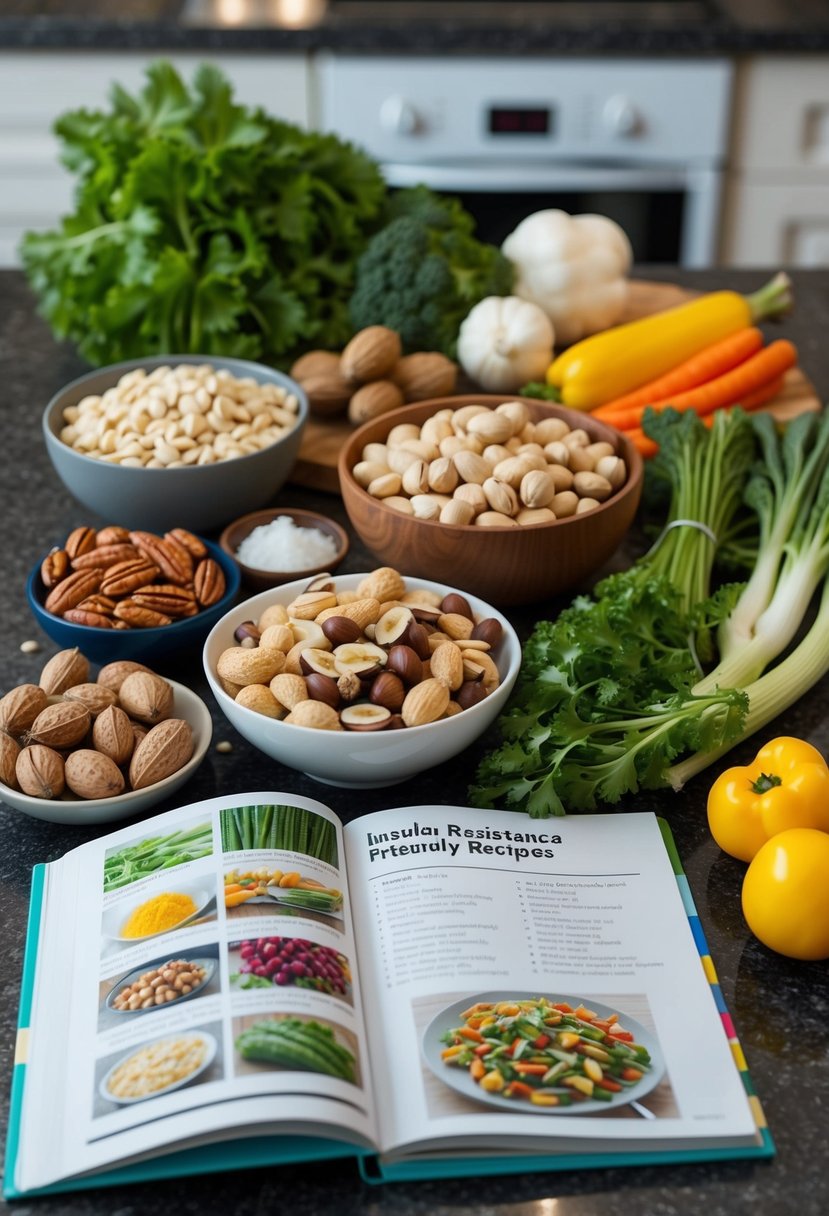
[429,994,664,1114]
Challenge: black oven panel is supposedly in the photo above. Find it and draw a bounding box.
[487,107,554,137]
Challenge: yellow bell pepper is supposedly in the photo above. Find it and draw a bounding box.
[545,274,792,411]
[707,736,829,862]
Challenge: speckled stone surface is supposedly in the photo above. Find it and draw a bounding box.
[0,267,828,1212]
[0,0,828,53]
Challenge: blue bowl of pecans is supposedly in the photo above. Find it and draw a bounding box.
[26,526,241,665]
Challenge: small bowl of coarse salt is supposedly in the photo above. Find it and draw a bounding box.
[219,508,349,592]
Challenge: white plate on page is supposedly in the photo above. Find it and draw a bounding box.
[102,884,213,943]
[422,991,665,1116]
[100,1031,218,1105]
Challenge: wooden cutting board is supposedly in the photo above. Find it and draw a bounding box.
[289,278,822,494]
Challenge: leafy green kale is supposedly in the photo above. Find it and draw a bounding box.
[20,61,388,366]
[469,408,760,818]
[348,185,513,357]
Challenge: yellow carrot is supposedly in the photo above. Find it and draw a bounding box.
[547,273,792,411]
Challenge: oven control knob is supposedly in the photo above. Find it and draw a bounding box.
[602,94,643,138]
[379,95,421,137]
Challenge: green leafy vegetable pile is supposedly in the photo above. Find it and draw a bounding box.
[348,185,514,358]
[470,406,829,817]
[20,61,388,366]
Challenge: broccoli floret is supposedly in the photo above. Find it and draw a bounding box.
[349,202,514,358]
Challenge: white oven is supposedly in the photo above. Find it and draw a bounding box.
[316,56,733,265]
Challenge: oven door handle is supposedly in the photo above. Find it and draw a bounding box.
[381,161,689,193]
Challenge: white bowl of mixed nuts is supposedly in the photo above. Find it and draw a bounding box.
[203,568,522,788]
[42,356,308,533]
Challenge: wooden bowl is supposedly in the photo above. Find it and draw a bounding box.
[219,508,349,593]
[338,395,643,607]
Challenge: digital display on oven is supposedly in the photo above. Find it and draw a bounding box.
[487,107,553,136]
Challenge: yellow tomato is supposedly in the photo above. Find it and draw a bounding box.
[741,828,829,960]
[707,736,829,862]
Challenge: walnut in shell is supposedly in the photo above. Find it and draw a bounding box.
[15,744,65,799]
[62,682,119,717]
[38,647,90,696]
[64,749,125,800]
[129,719,194,790]
[96,659,154,693]
[27,701,91,749]
[0,731,21,788]
[92,705,135,766]
[0,684,49,737]
[117,671,174,725]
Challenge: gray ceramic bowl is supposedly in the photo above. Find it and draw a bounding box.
[42,356,309,533]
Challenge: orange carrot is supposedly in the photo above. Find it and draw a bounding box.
[701,377,785,425]
[610,339,798,431]
[632,377,787,457]
[625,428,659,460]
[593,326,764,422]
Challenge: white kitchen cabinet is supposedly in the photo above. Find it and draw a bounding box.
[0,52,311,267]
[721,55,829,266]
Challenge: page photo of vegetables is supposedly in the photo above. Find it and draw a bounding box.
[102,819,214,893]
[92,1019,225,1119]
[227,936,353,1004]
[232,1013,361,1087]
[416,991,677,1119]
[97,942,222,1032]
[219,803,339,866]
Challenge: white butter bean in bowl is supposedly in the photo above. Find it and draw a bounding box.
[43,356,309,533]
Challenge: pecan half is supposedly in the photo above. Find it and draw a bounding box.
[71,543,140,571]
[165,528,208,559]
[64,526,97,560]
[194,557,227,607]
[131,584,199,618]
[40,547,70,588]
[129,531,192,586]
[95,525,131,548]
[113,600,173,628]
[63,608,114,629]
[44,568,102,616]
[76,594,116,616]
[99,558,160,598]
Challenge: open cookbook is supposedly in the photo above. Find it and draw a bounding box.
[3,792,773,1198]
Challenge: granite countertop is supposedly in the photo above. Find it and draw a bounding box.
[1,0,829,54]
[0,266,828,1213]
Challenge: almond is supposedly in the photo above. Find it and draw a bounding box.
[270,672,309,711]
[357,568,406,603]
[283,700,343,730]
[15,744,65,799]
[64,749,125,800]
[315,597,382,632]
[341,326,402,385]
[39,647,90,695]
[128,718,194,790]
[0,684,49,737]
[117,670,174,725]
[401,677,450,727]
[27,701,91,749]
[430,641,465,691]
[235,684,285,718]
[92,705,135,766]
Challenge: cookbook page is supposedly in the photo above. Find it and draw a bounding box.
[14,792,377,1194]
[343,806,758,1159]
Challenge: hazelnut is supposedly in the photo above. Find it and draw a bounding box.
[369,671,406,712]
[386,644,424,686]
